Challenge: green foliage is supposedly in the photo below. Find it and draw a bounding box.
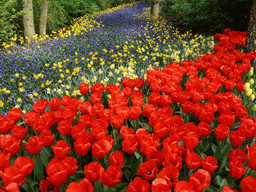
[161,0,253,37]
[0,0,24,47]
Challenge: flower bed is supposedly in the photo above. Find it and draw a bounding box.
[0,27,256,192]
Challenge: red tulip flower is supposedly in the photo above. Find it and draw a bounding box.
[151,177,170,192]
[158,165,180,188]
[185,151,202,170]
[84,161,104,183]
[32,98,48,115]
[40,129,55,147]
[228,159,249,179]
[92,138,112,160]
[202,156,218,174]
[62,156,78,177]
[13,156,34,177]
[11,125,28,140]
[6,108,22,123]
[127,176,151,192]
[109,151,124,168]
[46,161,68,187]
[79,82,89,95]
[57,120,72,136]
[74,137,91,156]
[174,180,196,192]
[189,169,211,192]
[51,140,71,160]
[91,83,105,94]
[2,135,21,156]
[240,176,256,192]
[222,185,238,192]
[246,143,256,171]
[137,160,159,180]
[0,152,11,172]
[100,166,123,188]
[48,97,61,112]
[0,166,26,187]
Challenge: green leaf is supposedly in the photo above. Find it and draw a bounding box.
[220,178,228,187]
[123,167,132,181]
[39,146,52,167]
[139,122,153,132]
[134,151,140,159]
[211,144,217,153]
[213,175,222,186]
[20,182,34,191]
[206,186,219,192]
[33,155,45,182]
[218,156,228,172]
[94,180,102,192]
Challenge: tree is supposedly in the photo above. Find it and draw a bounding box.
[150,0,161,17]
[39,0,49,39]
[22,0,49,44]
[22,0,36,43]
[245,0,256,54]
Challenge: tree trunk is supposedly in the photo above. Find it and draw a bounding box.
[39,0,49,39]
[151,1,160,18]
[22,0,36,44]
[245,0,256,55]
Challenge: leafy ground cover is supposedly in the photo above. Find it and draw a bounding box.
[0,1,256,192]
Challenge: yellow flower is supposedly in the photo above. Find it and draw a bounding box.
[117,77,121,81]
[107,94,111,99]
[15,73,19,78]
[0,100,4,107]
[58,80,62,84]
[249,79,254,85]
[250,94,255,101]
[17,98,22,103]
[108,72,113,77]
[45,80,51,86]
[46,88,51,94]
[66,69,70,73]
[34,74,39,80]
[59,69,62,73]
[19,87,25,93]
[60,74,64,78]
[22,76,26,80]
[14,105,20,109]
[246,89,253,97]
[244,82,250,91]
[68,76,72,80]
[29,94,33,99]
[65,91,70,96]
[22,109,26,114]
[253,105,256,111]
[99,69,103,75]
[41,83,45,88]
[33,92,38,97]
[11,79,15,83]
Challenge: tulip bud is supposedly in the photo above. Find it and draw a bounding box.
[246,89,253,97]
[253,105,256,112]
[250,94,255,101]
[249,69,253,76]
[249,79,254,85]
[244,82,250,91]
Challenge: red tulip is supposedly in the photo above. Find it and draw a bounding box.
[40,129,55,147]
[145,148,163,167]
[192,103,203,117]
[91,103,104,119]
[91,83,105,94]
[228,159,249,179]
[90,92,102,104]
[137,160,158,180]
[1,166,26,186]
[182,100,193,114]
[148,92,161,106]
[23,111,40,127]
[79,82,90,95]
[185,151,202,170]
[46,161,68,187]
[115,106,130,121]
[51,140,71,160]
[62,108,76,123]
[151,177,170,192]
[229,130,246,147]
[71,124,87,141]
[158,165,180,188]
[122,136,139,155]
[150,81,162,93]
[109,151,124,168]
[92,138,112,160]
[84,161,104,183]
[13,156,34,177]
[246,143,256,171]
[57,120,72,136]
[127,177,151,192]
[241,176,256,192]
[135,78,144,89]
[102,108,114,122]
[42,111,55,129]
[199,110,215,125]
[48,97,61,112]
[202,156,218,174]
[183,132,202,151]
[218,111,235,128]
[32,98,48,115]
[234,105,247,119]
[214,124,230,141]
[2,135,21,156]
[131,96,144,107]
[224,79,236,91]
[62,156,78,177]
[39,177,60,192]
[66,180,94,192]
[174,180,196,192]
[74,137,91,156]
[189,169,211,192]
[2,182,20,192]
[77,114,93,129]
[197,122,212,137]
[0,152,11,172]
[6,108,22,123]
[11,125,28,140]
[236,81,245,92]
[79,101,92,115]
[100,166,123,188]
[153,121,170,139]
[222,185,238,192]
[143,103,158,118]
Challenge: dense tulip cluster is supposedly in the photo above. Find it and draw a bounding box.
[0,28,256,192]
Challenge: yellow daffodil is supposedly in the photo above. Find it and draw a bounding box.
[17,98,22,103]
